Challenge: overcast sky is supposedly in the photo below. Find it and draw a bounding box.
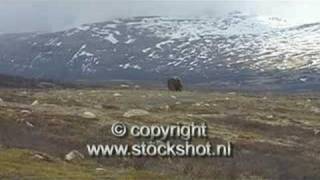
[0,0,320,33]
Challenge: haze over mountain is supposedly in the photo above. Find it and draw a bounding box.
[1,1,320,33]
[1,11,320,91]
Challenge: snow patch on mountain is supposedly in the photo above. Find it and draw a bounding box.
[119,63,142,70]
[104,34,118,44]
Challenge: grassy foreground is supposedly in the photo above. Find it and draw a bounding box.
[0,87,319,179]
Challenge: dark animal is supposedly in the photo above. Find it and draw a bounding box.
[167,77,183,91]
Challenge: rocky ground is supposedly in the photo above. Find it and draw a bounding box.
[0,86,319,179]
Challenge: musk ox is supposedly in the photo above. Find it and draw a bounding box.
[167,77,183,91]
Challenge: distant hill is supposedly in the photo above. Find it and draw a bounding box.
[0,74,62,88]
[0,74,39,88]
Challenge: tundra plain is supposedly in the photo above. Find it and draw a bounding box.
[0,87,319,179]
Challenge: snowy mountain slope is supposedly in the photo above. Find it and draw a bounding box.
[0,12,320,90]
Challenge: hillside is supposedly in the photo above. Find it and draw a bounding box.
[1,12,320,91]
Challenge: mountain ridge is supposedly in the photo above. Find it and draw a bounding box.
[1,12,320,91]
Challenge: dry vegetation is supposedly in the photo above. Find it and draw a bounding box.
[0,87,319,179]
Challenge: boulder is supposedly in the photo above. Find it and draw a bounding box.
[0,98,5,106]
[160,105,170,111]
[65,150,84,161]
[113,93,122,97]
[31,100,39,106]
[32,153,53,162]
[134,85,141,89]
[94,104,103,109]
[193,102,202,107]
[310,106,320,113]
[120,84,130,88]
[25,121,34,128]
[266,115,274,119]
[96,168,106,172]
[204,103,210,107]
[82,112,97,119]
[123,109,150,118]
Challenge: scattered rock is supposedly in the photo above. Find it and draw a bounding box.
[188,113,227,118]
[113,93,122,97]
[65,150,84,161]
[16,118,25,123]
[171,95,177,99]
[31,100,39,106]
[144,105,153,111]
[266,115,274,119]
[48,118,64,126]
[187,114,194,117]
[175,101,181,105]
[82,112,97,119]
[95,168,106,172]
[94,104,103,109]
[32,153,53,162]
[0,98,5,106]
[123,109,150,118]
[33,154,46,160]
[194,103,202,107]
[21,110,32,115]
[134,85,141,89]
[160,105,170,111]
[310,106,320,113]
[25,121,34,128]
[204,103,210,107]
[120,84,130,88]
[314,129,320,135]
